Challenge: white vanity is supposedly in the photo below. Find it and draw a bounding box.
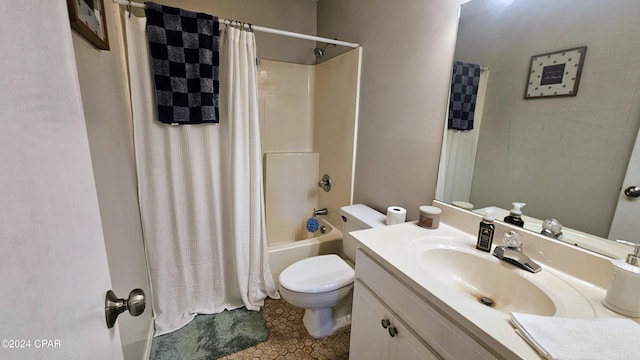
[348,201,639,359]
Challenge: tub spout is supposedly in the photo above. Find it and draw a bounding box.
[313,208,328,216]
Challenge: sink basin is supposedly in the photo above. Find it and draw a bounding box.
[405,237,596,318]
[420,248,556,316]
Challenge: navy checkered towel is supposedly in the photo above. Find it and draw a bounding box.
[144,2,219,125]
[448,61,481,131]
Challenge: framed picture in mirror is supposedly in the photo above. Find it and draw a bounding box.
[66,0,110,50]
[525,46,587,99]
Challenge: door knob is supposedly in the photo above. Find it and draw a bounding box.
[105,289,146,328]
[624,186,640,198]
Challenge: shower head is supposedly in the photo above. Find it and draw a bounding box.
[313,42,336,59]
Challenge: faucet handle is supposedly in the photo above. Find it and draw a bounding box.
[541,218,563,239]
[502,230,523,251]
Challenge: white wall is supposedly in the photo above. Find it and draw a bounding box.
[457,0,640,237]
[317,0,467,220]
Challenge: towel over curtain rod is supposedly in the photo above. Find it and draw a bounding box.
[112,0,360,48]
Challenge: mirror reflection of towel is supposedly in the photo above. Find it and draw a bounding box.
[144,2,220,125]
[448,61,481,131]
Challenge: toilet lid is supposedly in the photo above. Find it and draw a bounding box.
[279,254,354,293]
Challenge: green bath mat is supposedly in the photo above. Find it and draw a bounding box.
[149,307,268,360]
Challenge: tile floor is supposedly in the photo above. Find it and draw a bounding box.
[217,298,350,359]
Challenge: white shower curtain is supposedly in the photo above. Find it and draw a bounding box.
[436,69,489,204]
[125,14,278,336]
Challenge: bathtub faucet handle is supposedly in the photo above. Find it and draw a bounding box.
[318,174,332,192]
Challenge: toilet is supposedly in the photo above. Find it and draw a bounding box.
[279,204,386,337]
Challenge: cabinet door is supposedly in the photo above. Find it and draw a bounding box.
[389,316,441,360]
[350,281,441,360]
[350,281,392,359]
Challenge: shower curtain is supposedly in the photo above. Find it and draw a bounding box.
[436,69,489,204]
[125,14,278,336]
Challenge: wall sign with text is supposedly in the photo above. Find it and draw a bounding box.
[525,46,587,99]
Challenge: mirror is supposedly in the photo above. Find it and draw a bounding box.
[437,0,640,258]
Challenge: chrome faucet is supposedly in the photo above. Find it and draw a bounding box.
[313,208,328,216]
[493,246,541,273]
[540,218,563,239]
[492,230,541,273]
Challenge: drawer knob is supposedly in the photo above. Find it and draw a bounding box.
[388,326,398,337]
[381,318,391,329]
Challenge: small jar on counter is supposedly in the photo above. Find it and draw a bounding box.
[418,206,441,229]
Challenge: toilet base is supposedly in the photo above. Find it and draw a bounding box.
[302,289,353,338]
[303,308,352,338]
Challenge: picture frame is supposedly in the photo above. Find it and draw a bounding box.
[67,0,110,50]
[524,46,587,99]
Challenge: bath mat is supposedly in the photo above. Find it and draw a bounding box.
[149,307,268,360]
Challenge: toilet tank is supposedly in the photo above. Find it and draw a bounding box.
[340,204,386,261]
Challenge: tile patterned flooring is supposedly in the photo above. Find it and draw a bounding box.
[217,298,350,359]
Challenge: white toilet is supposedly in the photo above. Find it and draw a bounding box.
[279,204,386,337]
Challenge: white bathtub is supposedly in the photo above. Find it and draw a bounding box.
[268,217,343,288]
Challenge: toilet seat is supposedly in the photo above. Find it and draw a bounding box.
[279,254,354,293]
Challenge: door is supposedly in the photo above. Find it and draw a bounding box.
[610,127,640,243]
[0,1,123,360]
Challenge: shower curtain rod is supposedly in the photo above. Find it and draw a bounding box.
[112,0,360,48]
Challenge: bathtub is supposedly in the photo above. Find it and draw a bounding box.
[268,217,343,288]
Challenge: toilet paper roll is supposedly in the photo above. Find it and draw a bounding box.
[386,206,407,225]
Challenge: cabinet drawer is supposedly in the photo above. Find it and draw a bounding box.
[355,249,498,360]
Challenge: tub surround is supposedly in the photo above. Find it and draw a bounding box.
[259,50,361,237]
[265,152,320,245]
[350,200,639,359]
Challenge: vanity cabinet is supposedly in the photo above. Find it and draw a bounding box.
[349,249,498,360]
[350,281,439,360]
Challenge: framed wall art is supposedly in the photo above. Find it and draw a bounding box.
[67,0,110,50]
[524,46,587,99]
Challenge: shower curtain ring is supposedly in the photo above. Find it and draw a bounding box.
[127,0,132,17]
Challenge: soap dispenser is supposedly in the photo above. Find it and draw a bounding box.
[504,202,526,227]
[476,207,495,252]
[602,240,640,317]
